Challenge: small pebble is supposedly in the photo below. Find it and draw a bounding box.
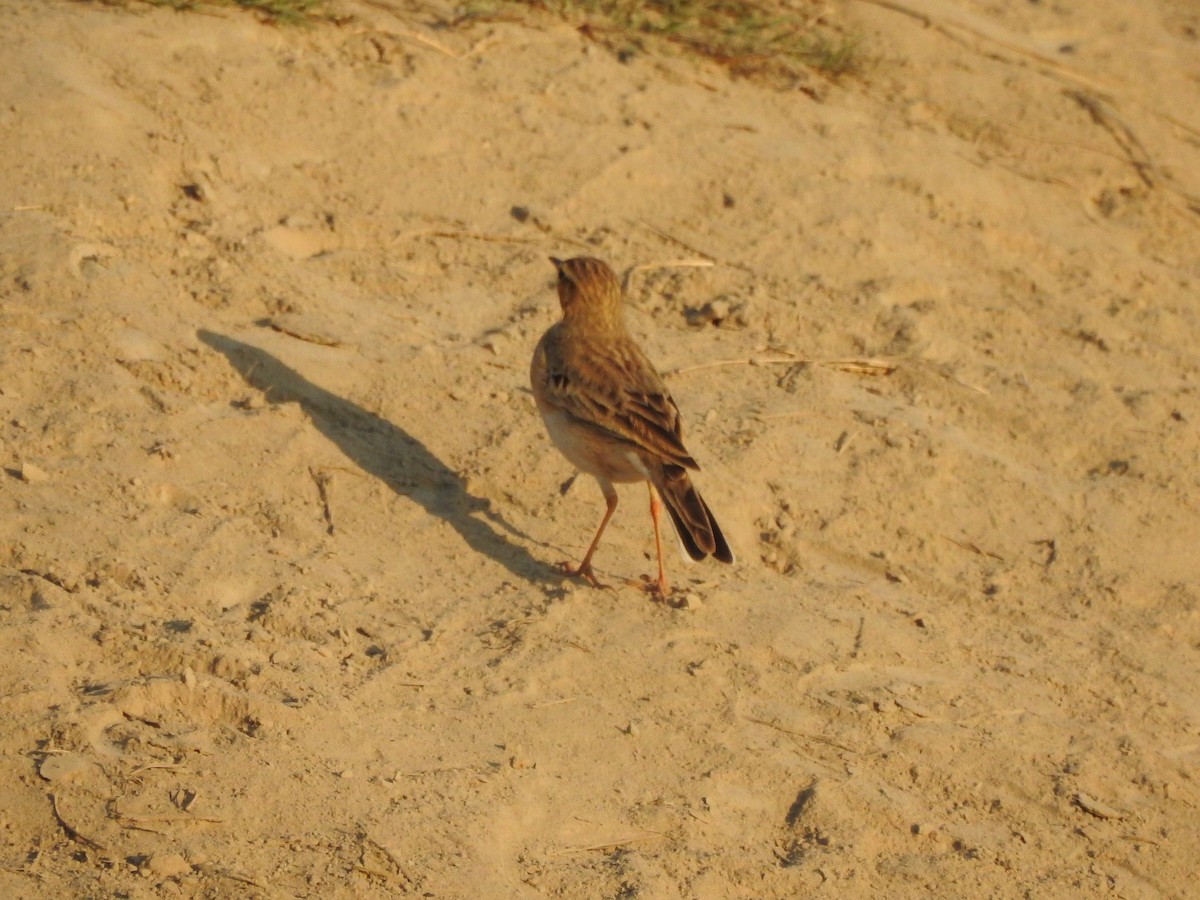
[19,461,49,483]
[39,753,89,782]
[146,853,192,878]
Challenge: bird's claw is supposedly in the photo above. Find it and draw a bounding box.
[560,560,609,590]
[634,572,672,601]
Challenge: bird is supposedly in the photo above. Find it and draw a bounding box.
[530,255,734,598]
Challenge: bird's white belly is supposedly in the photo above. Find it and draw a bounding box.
[541,409,649,484]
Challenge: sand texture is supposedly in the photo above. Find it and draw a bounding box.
[2,0,1198,896]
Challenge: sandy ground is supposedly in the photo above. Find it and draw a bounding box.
[2,0,1199,896]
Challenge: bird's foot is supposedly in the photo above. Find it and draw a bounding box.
[561,560,608,590]
[634,572,672,602]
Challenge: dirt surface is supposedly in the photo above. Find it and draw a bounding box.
[2,0,1198,896]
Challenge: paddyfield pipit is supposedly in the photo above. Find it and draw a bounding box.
[530,256,734,597]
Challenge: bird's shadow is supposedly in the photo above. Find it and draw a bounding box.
[197,329,556,586]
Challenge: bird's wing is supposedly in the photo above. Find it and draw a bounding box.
[538,330,698,470]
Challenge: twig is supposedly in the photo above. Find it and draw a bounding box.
[528,697,578,709]
[635,221,719,261]
[203,866,270,891]
[365,835,412,881]
[853,0,1115,94]
[310,467,335,536]
[265,319,344,347]
[1074,793,1124,821]
[940,535,1004,561]
[356,26,482,59]
[853,0,1200,214]
[665,356,895,378]
[116,813,226,826]
[558,831,666,854]
[120,822,171,837]
[1068,91,1156,188]
[744,716,859,754]
[354,865,395,880]
[127,761,189,777]
[393,229,538,244]
[861,0,1193,143]
[1032,538,1058,569]
[49,794,106,851]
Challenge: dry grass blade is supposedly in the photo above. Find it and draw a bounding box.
[393,228,539,244]
[141,0,330,24]
[824,358,897,376]
[203,865,272,890]
[854,0,1200,215]
[558,830,666,854]
[1074,792,1124,821]
[528,697,579,708]
[127,761,188,777]
[853,0,1112,93]
[634,219,724,263]
[459,1,864,82]
[116,813,227,825]
[352,23,493,59]
[665,355,896,378]
[745,716,859,753]
[49,794,106,851]
[310,467,336,535]
[1068,91,1156,187]
[941,535,1004,561]
[265,318,344,347]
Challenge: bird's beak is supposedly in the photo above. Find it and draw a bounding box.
[549,256,564,272]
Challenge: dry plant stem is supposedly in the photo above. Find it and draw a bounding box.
[1068,91,1156,188]
[528,697,578,708]
[117,813,225,825]
[203,866,270,890]
[744,716,859,754]
[49,794,106,851]
[393,228,538,244]
[635,220,719,261]
[266,320,344,347]
[665,356,896,378]
[310,467,335,535]
[127,761,187,776]
[559,831,666,854]
[365,835,412,881]
[854,0,1115,94]
[352,21,491,59]
[941,535,1004,561]
[854,0,1200,214]
[860,0,1199,140]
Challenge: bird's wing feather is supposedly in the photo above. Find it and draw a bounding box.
[538,330,698,469]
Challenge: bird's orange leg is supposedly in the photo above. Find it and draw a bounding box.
[647,483,671,598]
[563,485,618,588]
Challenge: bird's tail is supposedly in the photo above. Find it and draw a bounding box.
[654,464,735,564]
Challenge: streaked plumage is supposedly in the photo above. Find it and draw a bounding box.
[530,256,733,597]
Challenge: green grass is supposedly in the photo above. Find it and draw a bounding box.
[91,0,863,78]
[97,0,331,24]
[459,0,864,81]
